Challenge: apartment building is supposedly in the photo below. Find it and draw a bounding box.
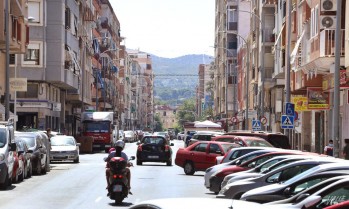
[0,0,29,121]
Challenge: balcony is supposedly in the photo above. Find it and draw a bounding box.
[304,29,345,73]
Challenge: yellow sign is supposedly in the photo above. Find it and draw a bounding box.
[291,96,308,111]
[10,78,27,92]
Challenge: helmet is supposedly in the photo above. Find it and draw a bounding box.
[115,140,125,149]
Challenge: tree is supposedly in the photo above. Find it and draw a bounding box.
[154,114,163,132]
[176,99,196,127]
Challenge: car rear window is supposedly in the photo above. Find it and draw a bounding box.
[220,144,236,153]
[244,139,273,147]
[143,137,165,145]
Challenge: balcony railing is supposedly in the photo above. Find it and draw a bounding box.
[319,29,345,57]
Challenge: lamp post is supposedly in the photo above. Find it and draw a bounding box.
[4,0,10,121]
[231,9,265,128]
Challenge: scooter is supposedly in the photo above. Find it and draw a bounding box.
[106,156,135,204]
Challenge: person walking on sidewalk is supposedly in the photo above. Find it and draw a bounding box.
[324,139,334,156]
[342,139,349,160]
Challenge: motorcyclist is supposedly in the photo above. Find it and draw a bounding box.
[105,140,132,195]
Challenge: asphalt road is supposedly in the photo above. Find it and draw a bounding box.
[0,140,214,209]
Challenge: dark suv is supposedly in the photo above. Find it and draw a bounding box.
[136,136,174,166]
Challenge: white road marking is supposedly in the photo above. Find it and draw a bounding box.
[95,196,103,202]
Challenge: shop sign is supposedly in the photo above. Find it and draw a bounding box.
[307,87,329,110]
[291,96,308,111]
[322,70,349,91]
[9,78,27,92]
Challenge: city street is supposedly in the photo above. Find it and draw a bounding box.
[0,140,213,209]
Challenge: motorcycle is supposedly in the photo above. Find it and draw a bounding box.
[105,156,135,204]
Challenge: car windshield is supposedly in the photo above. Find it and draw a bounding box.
[51,137,76,146]
[143,137,165,145]
[244,139,273,147]
[16,136,35,148]
[0,129,6,148]
[83,121,109,133]
[282,165,321,185]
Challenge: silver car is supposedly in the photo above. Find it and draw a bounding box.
[50,135,80,163]
[220,158,344,199]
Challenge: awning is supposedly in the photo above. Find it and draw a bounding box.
[274,24,285,46]
[290,30,306,65]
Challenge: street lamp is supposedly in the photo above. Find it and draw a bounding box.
[230,9,265,127]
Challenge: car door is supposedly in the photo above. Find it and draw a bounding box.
[189,142,208,170]
[206,143,223,167]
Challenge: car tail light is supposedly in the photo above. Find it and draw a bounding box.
[165,145,170,151]
[137,145,142,151]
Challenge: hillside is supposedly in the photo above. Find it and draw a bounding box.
[150,54,213,105]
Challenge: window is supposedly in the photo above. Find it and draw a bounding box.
[23,42,42,66]
[65,7,71,29]
[318,184,349,207]
[28,0,42,24]
[9,54,16,65]
[209,144,220,154]
[310,5,319,38]
[17,83,38,98]
[193,143,207,152]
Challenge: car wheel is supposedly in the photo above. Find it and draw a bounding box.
[74,156,79,163]
[166,159,172,166]
[184,161,195,175]
[137,160,142,165]
[0,173,9,190]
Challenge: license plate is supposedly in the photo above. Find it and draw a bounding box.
[148,156,159,159]
[112,185,123,192]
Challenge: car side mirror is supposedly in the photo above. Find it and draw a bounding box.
[76,143,81,147]
[302,195,321,208]
[170,143,174,146]
[129,156,135,160]
[283,187,291,196]
[9,142,16,151]
[235,160,241,165]
[295,193,310,203]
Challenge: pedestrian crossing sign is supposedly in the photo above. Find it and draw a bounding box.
[252,120,261,131]
[281,115,294,129]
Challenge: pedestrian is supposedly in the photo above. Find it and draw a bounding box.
[46,128,52,141]
[342,139,349,160]
[324,139,334,156]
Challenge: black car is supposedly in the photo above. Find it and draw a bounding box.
[15,139,33,179]
[136,136,174,166]
[15,132,48,175]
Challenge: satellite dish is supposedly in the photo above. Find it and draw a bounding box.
[321,17,334,28]
[322,0,333,10]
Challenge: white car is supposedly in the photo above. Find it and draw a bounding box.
[204,148,281,189]
[50,135,80,163]
[220,158,345,199]
[124,131,135,142]
[129,197,267,209]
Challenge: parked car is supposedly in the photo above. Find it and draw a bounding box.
[217,147,274,164]
[175,141,239,175]
[136,136,173,166]
[187,131,224,147]
[209,150,306,194]
[154,132,170,142]
[124,130,135,143]
[129,197,267,209]
[15,132,48,175]
[212,135,274,148]
[224,130,291,149]
[264,175,349,209]
[242,162,349,203]
[204,148,283,190]
[50,135,80,163]
[177,131,185,140]
[14,139,33,179]
[220,155,315,189]
[0,120,16,190]
[324,200,349,209]
[219,158,341,199]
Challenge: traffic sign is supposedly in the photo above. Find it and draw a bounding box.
[252,120,261,131]
[294,111,299,121]
[231,116,239,124]
[281,115,294,129]
[260,116,267,125]
[285,102,295,116]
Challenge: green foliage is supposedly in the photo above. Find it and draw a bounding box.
[154,114,163,132]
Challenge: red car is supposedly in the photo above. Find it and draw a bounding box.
[324,200,349,209]
[212,135,274,147]
[209,151,307,193]
[175,141,239,175]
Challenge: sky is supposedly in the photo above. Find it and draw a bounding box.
[110,0,215,59]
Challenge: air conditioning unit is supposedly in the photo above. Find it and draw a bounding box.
[321,0,336,12]
[320,16,336,29]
